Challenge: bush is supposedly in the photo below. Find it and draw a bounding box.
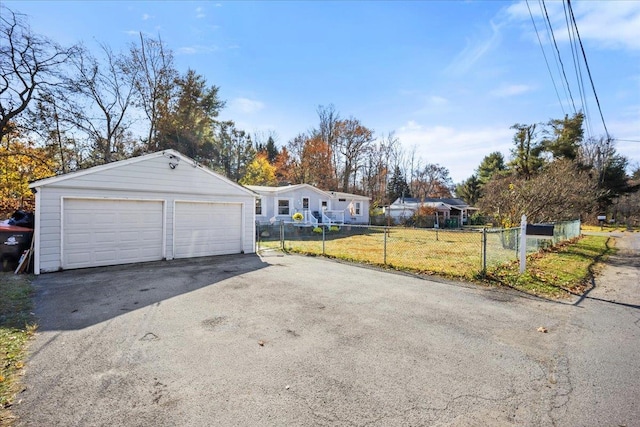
[292,212,303,221]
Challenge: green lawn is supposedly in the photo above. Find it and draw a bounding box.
[483,234,613,298]
[1,274,36,425]
[259,226,612,299]
[262,227,488,279]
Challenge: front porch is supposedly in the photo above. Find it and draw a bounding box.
[295,209,345,227]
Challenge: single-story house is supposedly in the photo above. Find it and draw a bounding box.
[29,149,256,274]
[385,197,476,227]
[245,184,370,226]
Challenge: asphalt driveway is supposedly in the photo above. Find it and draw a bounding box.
[13,236,640,426]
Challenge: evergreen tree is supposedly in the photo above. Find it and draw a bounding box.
[155,69,224,161]
[542,112,584,161]
[387,165,411,202]
[508,123,544,179]
[264,136,279,163]
[455,175,481,205]
[477,151,506,185]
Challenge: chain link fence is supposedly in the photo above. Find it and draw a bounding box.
[256,219,581,279]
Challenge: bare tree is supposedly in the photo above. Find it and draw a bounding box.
[315,104,340,184]
[0,6,77,141]
[412,163,453,199]
[129,33,177,152]
[62,43,138,164]
[362,132,399,205]
[479,159,598,225]
[335,117,374,192]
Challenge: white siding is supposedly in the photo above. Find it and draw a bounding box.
[33,151,255,273]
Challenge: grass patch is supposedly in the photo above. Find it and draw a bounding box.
[262,227,485,280]
[260,226,610,299]
[1,273,36,425]
[581,224,639,233]
[483,235,614,299]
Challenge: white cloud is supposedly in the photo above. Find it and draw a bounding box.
[571,1,640,50]
[230,98,265,114]
[195,7,206,19]
[429,96,449,106]
[176,45,219,55]
[446,20,502,75]
[142,13,150,21]
[395,122,514,182]
[490,84,534,98]
[506,0,640,50]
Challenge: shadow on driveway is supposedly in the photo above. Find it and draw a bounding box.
[32,253,269,331]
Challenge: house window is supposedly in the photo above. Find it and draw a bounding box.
[255,198,262,215]
[278,199,290,215]
[302,197,309,209]
[321,201,328,210]
[355,202,361,215]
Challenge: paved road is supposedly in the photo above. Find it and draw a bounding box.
[13,234,640,426]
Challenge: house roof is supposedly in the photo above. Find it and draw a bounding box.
[245,184,332,198]
[245,184,370,201]
[388,201,450,211]
[29,149,255,196]
[398,197,469,207]
[328,191,370,201]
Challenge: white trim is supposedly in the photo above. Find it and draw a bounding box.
[33,190,41,275]
[60,197,64,268]
[60,196,167,269]
[241,202,246,253]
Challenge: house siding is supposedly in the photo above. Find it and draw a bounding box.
[248,184,370,224]
[32,152,255,273]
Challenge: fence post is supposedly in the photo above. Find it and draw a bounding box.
[280,220,284,250]
[322,225,326,255]
[383,226,387,265]
[256,222,260,251]
[519,214,527,274]
[482,228,487,277]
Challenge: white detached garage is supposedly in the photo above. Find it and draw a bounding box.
[29,150,256,274]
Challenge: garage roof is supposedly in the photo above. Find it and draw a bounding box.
[30,149,255,196]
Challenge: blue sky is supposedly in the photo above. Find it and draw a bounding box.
[7,0,640,182]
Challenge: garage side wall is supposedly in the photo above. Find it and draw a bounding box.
[33,156,255,273]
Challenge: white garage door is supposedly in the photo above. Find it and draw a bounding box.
[63,199,164,269]
[174,202,243,259]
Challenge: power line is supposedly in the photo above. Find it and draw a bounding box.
[567,0,611,140]
[525,0,566,115]
[541,0,577,113]
[563,0,593,139]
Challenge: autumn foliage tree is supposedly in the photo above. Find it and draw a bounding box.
[239,152,276,186]
[1,125,57,216]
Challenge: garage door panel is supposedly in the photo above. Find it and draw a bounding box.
[174,202,243,259]
[63,199,164,269]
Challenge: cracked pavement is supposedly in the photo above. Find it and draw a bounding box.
[13,233,640,426]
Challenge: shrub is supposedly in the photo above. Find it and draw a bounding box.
[313,227,323,233]
[292,212,303,221]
